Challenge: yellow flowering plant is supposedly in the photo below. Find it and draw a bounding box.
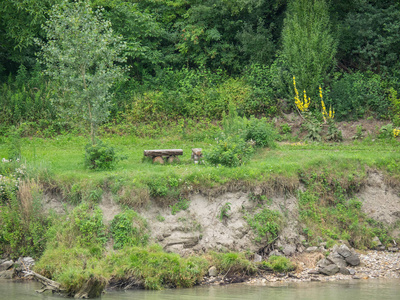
[320,86,334,123]
[293,76,310,112]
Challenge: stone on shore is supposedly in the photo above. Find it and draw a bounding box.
[345,254,361,266]
[319,264,339,276]
[0,260,14,271]
[208,266,218,277]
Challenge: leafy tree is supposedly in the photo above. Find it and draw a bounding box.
[338,2,400,74]
[0,0,58,76]
[281,0,337,98]
[39,0,126,144]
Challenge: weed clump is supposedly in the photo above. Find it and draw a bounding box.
[110,210,149,249]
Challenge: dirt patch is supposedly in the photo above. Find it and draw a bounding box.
[357,170,400,228]
[140,191,301,256]
[98,192,122,225]
[278,113,391,141]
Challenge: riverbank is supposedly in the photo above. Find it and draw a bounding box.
[201,250,400,286]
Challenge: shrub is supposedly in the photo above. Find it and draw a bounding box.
[265,256,295,272]
[110,210,149,249]
[245,209,281,243]
[204,135,254,167]
[209,252,257,275]
[246,116,278,148]
[327,72,388,120]
[84,139,123,170]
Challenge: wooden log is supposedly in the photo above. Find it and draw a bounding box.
[144,149,183,157]
[24,270,65,294]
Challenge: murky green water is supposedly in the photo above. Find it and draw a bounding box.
[1,279,400,300]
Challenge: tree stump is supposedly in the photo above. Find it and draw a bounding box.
[191,148,203,164]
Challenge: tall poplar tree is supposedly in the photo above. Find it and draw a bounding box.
[39,0,126,144]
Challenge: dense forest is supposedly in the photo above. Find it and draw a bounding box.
[1,0,400,136]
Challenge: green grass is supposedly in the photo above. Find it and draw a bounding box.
[1,133,399,194]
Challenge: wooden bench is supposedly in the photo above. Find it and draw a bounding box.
[144,149,183,164]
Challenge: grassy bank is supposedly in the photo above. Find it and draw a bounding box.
[0,123,400,295]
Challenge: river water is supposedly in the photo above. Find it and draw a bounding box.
[1,279,400,300]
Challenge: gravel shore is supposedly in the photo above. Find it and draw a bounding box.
[203,250,400,286]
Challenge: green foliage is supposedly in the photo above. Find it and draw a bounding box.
[84,139,123,170]
[219,202,231,221]
[282,0,337,96]
[352,125,364,140]
[204,134,254,167]
[263,256,296,273]
[110,210,149,249]
[379,124,395,139]
[327,72,388,120]
[245,209,281,243]
[209,251,257,275]
[246,117,278,148]
[298,172,393,249]
[303,120,322,142]
[339,2,400,74]
[46,202,107,249]
[0,181,51,258]
[280,123,292,134]
[104,245,208,289]
[388,88,400,126]
[0,64,57,128]
[326,120,343,142]
[170,198,190,215]
[242,64,278,116]
[39,0,127,144]
[204,107,277,167]
[146,175,181,200]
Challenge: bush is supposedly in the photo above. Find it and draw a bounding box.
[265,256,295,272]
[246,116,278,148]
[110,210,149,249]
[245,208,281,243]
[204,135,254,167]
[209,252,257,275]
[327,72,388,120]
[84,139,122,170]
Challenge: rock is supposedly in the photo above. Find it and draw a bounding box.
[345,254,361,266]
[348,268,356,275]
[305,246,318,253]
[16,257,35,271]
[282,244,296,256]
[319,264,339,276]
[337,244,352,258]
[167,156,179,164]
[0,269,14,279]
[339,267,350,275]
[269,250,283,257]
[317,258,332,268]
[0,260,13,271]
[327,252,347,268]
[388,247,399,252]
[372,236,385,250]
[208,266,218,277]
[253,253,262,262]
[308,270,320,275]
[152,156,164,164]
[352,275,361,279]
